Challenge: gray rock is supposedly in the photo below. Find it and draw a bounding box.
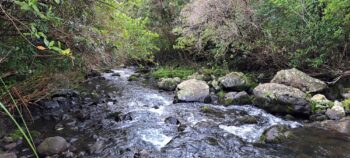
[218,72,249,90]
[44,101,60,109]
[237,115,258,124]
[164,117,180,125]
[157,77,181,91]
[271,68,327,93]
[307,117,350,134]
[261,125,293,143]
[187,72,205,81]
[176,79,210,102]
[209,80,221,91]
[326,102,345,120]
[310,94,332,110]
[224,91,251,105]
[38,136,68,155]
[0,153,17,158]
[4,143,17,150]
[253,83,311,115]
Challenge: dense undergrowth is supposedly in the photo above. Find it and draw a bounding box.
[1,0,350,107]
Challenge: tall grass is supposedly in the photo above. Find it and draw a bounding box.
[0,78,38,158]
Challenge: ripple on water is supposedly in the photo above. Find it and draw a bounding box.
[219,105,302,143]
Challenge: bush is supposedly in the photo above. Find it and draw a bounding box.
[151,66,196,79]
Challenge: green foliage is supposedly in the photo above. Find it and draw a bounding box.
[0,79,38,157]
[342,99,350,111]
[258,0,350,69]
[151,66,196,79]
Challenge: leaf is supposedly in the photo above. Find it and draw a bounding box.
[60,48,72,56]
[54,0,61,4]
[36,45,47,51]
[49,41,55,47]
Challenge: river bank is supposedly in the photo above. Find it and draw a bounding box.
[1,67,350,158]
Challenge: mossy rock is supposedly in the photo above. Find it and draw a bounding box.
[260,125,295,143]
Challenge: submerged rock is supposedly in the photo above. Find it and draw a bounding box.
[38,136,68,155]
[253,83,310,115]
[157,77,181,91]
[175,79,210,102]
[271,68,327,93]
[326,102,345,120]
[218,72,249,90]
[164,117,180,125]
[224,91,251,105]
[237,115,258,124]
[260,125,293,143]
[308,117,350,134]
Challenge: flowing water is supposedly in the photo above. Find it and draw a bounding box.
[27,68,350,158]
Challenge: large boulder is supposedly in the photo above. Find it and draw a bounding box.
[218,72,249,90]
[326,101,345,120]
[271,68,327,93]
[253,83,311,115]
[37,136,68,155]
[176,79,210,102]
[157,77,181,91]
[307,117,350,134]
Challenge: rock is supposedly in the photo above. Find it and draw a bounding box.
[3,137,14,143]
[37,136,68,155]
[308,117,350,134]
[52,89,79,98]
[260,125,293,143]
[187,72,205,81]
[209,80,221,91]
[209,92,219,104]
[128,74,140,81]
[164,117,180,125]
[175,79,210,102]
[224,91,251,105]
[237,115,258,124]
[218,72,249,90]
[271,68,327,93]
[310,94,332,111]
[86,69,101,78]
[44,101,60,109]
[107,111,123,122]
[4,143,17,150]
[0,153,17,158]
[89,141,104,154]
[253,83,311,115]
[326,101,345,120]
[310,112,328,121]
[103,69,113,73]
[111,73,121,77]
[157,77,181,91]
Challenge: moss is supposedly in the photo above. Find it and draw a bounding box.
[9,129,23,141]
[8,129,41,141]
[128,75,138,81]
[217,90,226,103]
[243,72,259,88]
[151,67,196,79]
[342,99,350,111]
[224,98,233,105]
